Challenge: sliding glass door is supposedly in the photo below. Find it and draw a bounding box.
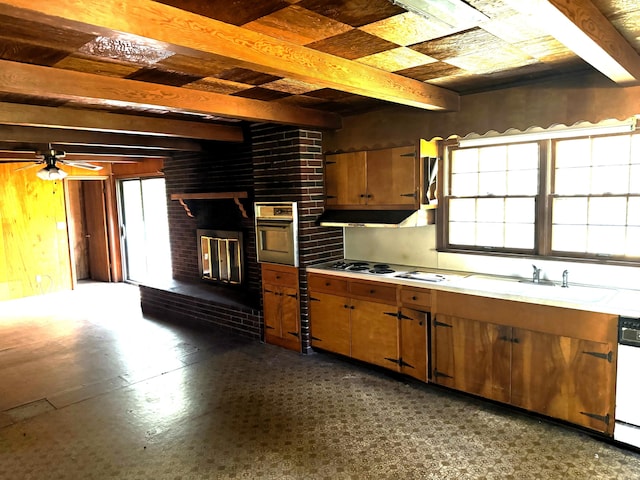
[119,177,171,283]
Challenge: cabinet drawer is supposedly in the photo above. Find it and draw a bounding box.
[349,280,397,303]
[308,274,348,295]
[262,264,298,287]
[400,287,431,309]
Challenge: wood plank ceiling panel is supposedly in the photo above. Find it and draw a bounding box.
[0,0,460,111]
[243,5,353,45]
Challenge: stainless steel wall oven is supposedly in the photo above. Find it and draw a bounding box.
[255,202,298,267]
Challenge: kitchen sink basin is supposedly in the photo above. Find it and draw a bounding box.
[460,275,616,304]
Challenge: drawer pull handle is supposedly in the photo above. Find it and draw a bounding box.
[412,295,418,301]
[325,282,331,286]
[369,289,375,294]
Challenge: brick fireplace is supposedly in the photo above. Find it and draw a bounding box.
[139,124,343,351]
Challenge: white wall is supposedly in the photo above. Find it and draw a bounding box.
[344,226,640,290]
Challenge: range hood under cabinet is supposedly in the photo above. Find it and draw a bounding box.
[318,139,438,228]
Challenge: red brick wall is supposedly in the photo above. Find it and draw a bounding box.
[252,124,343,351]
[145,124,344,346]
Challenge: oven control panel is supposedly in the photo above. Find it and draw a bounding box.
[255,202,296,220]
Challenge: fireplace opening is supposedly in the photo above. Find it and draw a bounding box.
[197,229,244,285]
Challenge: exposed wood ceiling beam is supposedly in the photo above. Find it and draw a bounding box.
[505,0,640,85]
[0,141,172,158]
[0,59,341,130]
[0,151,157,162]
[0,124,205,152]
[0,102,242,142]
[0,0,459,112]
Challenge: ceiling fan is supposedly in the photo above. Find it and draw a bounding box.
[0,146,103,180]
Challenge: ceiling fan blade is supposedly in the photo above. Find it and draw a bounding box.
[14,162,42,171]
[61,161,103,171]
[0,159,37,164]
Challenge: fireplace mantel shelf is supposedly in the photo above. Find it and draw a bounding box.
[170,192,248,218]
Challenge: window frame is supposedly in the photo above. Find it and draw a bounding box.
[438,133,640,266]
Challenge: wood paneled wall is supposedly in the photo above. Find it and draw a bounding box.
[0,159,164,300]
[0,164,73,299]
[323,72,640,151]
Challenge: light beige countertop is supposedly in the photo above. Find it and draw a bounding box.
[307,261,640,317]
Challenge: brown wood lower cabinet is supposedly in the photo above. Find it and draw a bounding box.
[308,291,350,357]
[308,273,429,381]
[511,329,614,432]
[262,263,301,352]
[432,291,617,435]
[350,298,399,370]
[432,315,511,404]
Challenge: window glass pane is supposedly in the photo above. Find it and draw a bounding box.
[505,198,535,223]
[588,197,627,225]
[449,222,475,246]
[507,143,538,170]
[632,135,640,164]
[476,198,504,223]
[587,225,625,255]
[630,165,640,192]
[556,138,591,168]
[451,148,478,173]
[592,135,630,166]
[591,165,629,194]
[628,197,640,226]
[451,172,478,196]
[478,171,506,195]
[478,146,507,172]
[552,225,587,252]
[507,169,538,195]
[626,227,640,256]
[476,223,504,247]
[505,223,535,249]
[555,167,591,194]
[449,198,476,222]
[553,198,588,225]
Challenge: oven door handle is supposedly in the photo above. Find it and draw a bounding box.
[256,222,292,229]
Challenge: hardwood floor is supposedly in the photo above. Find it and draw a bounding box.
[1,282,639,479]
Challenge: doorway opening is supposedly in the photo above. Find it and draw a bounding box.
[118,177,171,283]
[66,179,112,283]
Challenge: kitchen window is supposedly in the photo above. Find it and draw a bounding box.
[442,131,640,263]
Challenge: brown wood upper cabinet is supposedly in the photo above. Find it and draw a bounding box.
[325,145,419,209]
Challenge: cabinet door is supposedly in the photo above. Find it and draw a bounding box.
[280,285,300,342]
[511,329,615,434]
[432,315,511,403]
[325,151,367,206]
[400,307,428,382]
[263,284,282,338]
[366,146,418,207]
[350,299,399,371]
[309,292,351,356]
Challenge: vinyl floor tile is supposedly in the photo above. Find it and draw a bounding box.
[1,282,639,479]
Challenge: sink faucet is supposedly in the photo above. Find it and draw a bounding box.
[562,269,569,288]
[532,265,541,284]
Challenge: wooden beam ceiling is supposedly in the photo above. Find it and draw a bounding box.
[505,0,640,85]
[0,59,342,130]
[0,102,242,143]
[0,124,205,152]
[0,0,459,112]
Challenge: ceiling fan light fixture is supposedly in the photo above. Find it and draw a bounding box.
[36,164,68,180]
